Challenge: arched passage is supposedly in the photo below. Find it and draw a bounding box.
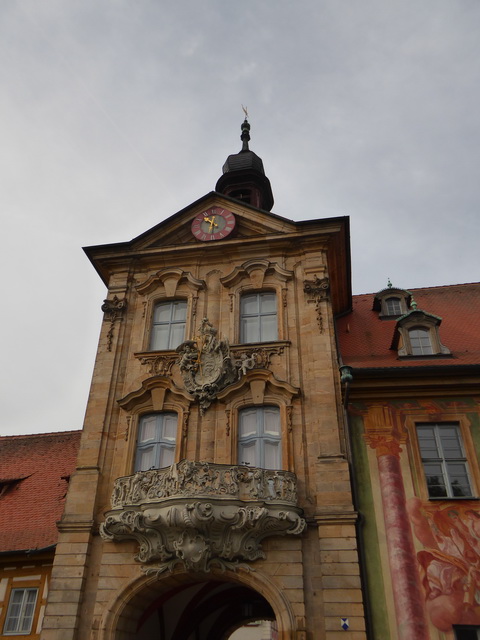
[101,569,296,640]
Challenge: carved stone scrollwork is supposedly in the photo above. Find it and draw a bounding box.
[100,460,305,574]
[303,276,329,335]
[232,345,285,370]
[139,354,177,377]
[101,296,127,351]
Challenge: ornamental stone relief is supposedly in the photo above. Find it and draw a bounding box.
[101,295,127,351]
[303,276,329,334]
[176,318,240,414]
[100,460,305,574]
[109,459,299,508]
[138,354,177,377]
[135,319,287,414]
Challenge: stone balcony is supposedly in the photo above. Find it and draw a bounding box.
[100,460,306,574]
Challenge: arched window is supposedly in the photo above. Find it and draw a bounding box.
[240,293,277,343]
[135,413,177,471]
[238,406,281,469]
[409,328,433,355]
[150,300,187,350]
[385,297,402,316]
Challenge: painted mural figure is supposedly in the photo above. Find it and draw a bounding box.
[408,497,480,632]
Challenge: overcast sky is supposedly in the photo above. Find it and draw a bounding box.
[1,1,479,436]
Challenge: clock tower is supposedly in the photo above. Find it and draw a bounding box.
[41,120,365,640]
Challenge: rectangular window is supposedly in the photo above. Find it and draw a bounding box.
[150,300,187,350]
[454,626,480,639]
[385,297,402,315]
[4,588,38,635]
[417,423,473,498]
[238,406,281,469]
[409,328,434,355]
[240,293,277,343]
[135,413,177,471]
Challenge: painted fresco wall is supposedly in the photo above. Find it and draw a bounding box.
[350,398,480,640]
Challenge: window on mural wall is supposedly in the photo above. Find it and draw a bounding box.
[135,413,177,471]
[417,423,473,498]
[454,626,480,639]
[4,588,38,635]
[240,293,277,343]
[150,300,187,350]
[238,406,281,470]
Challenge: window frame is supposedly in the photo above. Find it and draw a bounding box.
[149,299,188,352]
[416,422,475,499]
[134,412,179,472]
[3,586,39,636]
[384,296,403,316]
[454,626,480,639]
[239,291,278,344]
[408,326,434,356]
[237,405,282,470]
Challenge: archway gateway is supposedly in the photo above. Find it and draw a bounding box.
[111,577,277,640]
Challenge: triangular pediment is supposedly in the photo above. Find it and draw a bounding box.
[131,192,297,251]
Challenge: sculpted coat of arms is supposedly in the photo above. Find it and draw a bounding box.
[176,318,247,414]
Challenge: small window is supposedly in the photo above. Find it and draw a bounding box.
[385,297,402,316]
[454,626,480,640]
[135,413,177,471]
[409,328,433,355]
[4,588,38,635]
[417,423,473,498]
[240,293,277,343]
[238,406,281,469]
[150,300,187,350]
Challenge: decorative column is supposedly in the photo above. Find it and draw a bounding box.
[364,405,429,640]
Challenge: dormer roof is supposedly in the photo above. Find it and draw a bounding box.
[337,282,480,369]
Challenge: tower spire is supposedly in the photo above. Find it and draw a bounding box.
[215,114,274,211]
[240,106,250,152]
[241,118,251,152]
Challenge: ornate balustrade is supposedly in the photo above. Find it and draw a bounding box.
[100,460,305,574]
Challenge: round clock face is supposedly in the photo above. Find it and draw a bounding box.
[191,208,236,242]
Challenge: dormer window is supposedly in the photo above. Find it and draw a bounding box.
[409,327,434,355]
[385,297,402,316]
[373,284,411,319]
[391,305,451,358]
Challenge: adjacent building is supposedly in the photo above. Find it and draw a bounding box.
[337,282,480,640]
[0,431,80,639]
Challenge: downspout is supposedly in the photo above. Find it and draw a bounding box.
[338,358,374,640]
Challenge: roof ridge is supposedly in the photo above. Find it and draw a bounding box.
[355,281,480,297]
[0,429,81,441]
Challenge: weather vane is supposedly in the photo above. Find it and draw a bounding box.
[242,104,249,119]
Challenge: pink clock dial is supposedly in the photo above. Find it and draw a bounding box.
[191,208,236,242]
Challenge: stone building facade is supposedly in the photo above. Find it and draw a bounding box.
[39,120,367,640]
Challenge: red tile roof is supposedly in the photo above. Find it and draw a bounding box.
[0,430,81,553]
[337,283,480,369]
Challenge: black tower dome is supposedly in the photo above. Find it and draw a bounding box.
[215,118,274,211]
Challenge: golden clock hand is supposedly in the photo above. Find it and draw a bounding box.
[209,215,218,232]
